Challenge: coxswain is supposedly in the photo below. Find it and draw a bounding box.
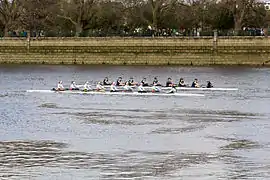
[191,79,200,88]
[83,81,92,91]
[96,82,105,91]
[124,82,133,92]
[70,81,79,90]
[116,77,124,86]
[152,77,162,86]
[141,78,149,86]
[206,81,213,88]
[178,78,186,87]
[166,78,173,87]
[138,83,147,93]
[103,77,111,85]
[110,82,118,92]
[57,81,65,91]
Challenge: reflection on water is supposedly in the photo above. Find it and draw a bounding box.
[0,140,217,179]
[0,139,267,179]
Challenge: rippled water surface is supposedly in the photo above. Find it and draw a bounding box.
[0,65,270,180]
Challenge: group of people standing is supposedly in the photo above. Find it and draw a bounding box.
[55,77,213,92]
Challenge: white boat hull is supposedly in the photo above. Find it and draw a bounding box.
[26,90,204,97]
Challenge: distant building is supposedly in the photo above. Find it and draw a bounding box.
[265,3,270,10]
[264,1,270,10]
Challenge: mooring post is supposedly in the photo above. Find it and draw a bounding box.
[213,29,218,51]
[26,31,30,53]
[212,30,218,64]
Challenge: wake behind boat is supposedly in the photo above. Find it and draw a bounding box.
[26,89,205,97]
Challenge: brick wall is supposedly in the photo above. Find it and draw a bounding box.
[0,37,269,66]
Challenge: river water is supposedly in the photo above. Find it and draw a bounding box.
[0,65,269,180]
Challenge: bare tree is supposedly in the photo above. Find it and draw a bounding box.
[123,0,177,30]
[58,0,98,37]
[0,0,20,37]
[18,0,59,37]
[224,0,255,32]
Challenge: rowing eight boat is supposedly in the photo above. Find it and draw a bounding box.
[102,86,238,91]
[26,90,205,97]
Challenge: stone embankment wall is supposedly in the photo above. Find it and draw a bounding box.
[0,37,270,66]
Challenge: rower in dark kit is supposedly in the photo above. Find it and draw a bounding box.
[152,77,162,86]
[178,78,186,87]
[103,77,111,85]
[141,78,149,87]
[116,77,125,86]
[206,81,213,88]
[128,77,137,86]
[191,79,200,88]
[167,86,177,94]
[138,83,147,93]
[151,83,162,93]
[166,78,173,87]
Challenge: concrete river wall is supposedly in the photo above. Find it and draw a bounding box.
[0,37,270,66]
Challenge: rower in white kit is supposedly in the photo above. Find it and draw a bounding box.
[124,82,133,92]
[56,81,65,91]
[83,81,92,91]
[110,82,118,92]
[96,82,105,91]
[70,81,79,90]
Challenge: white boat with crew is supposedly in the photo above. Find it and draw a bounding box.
[100,76,238,91]
[27,76,238,97]
[26,89,205,97]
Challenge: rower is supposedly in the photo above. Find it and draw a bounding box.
[166,78,173,87]
[103,77,111,85]
[191,79,200,88]
[138,83,147,93]
[124,82,133,92]
[141,78,149,87]
[152,77,162,86]
[116,77,124,86]
[128,77,137,86]
[152,83,161,93]
[206,81,213,88]
[57,81,65,91]
[83,81,92,91]
[178,78,186,87]
[96,82,105,91]
[70,81,79,90]
[110,82,118,92]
